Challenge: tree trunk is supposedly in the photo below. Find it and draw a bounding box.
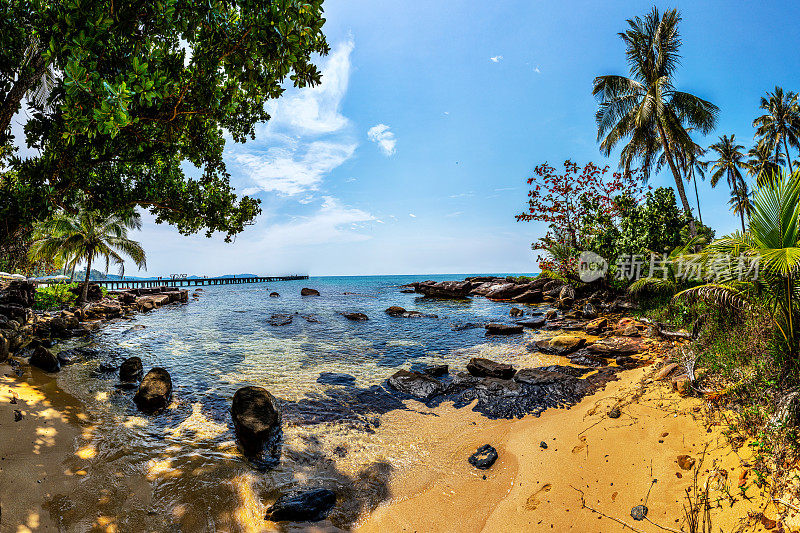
[693,173,703,225]
[0,54,46,144]
[656,121,697,237]
[784,135,794,174]
[738,206,746,233]
[80,255,92,305]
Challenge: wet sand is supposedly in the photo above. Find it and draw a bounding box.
[1,358,792,532]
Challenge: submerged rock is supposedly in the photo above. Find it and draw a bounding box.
[385,306,406,316]
[510,307,524,317]
[56,349,83,366]
[468,444,498,469]
[119,356,144,383]
[231,386,282,457]
[134,368,173,413]
[264,488,337,523]
[317,372,356,386]
[301,288,320,296]
[269,292,280,298]
[388,370,443,400]
[30,346,60,373]
[484,323,523,335]
[466,357,515,379]
[341,312,368,321]
[516,317,545,329]
[268,314,293,326]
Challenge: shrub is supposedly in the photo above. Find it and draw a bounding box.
[34,283,78,310]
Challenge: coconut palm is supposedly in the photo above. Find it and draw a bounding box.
[28,211,146,303]
[593,6,718,237]
[676,170,800,371]
[728,180,752,228]
[705,135,749,232]
[746,142,784,187]
[753,86,800,173]
[657,134,707,225]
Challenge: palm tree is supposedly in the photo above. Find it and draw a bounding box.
[676,170,800,372]
[657,134,707,225]
[753,86,800,173]
[594,6,718,237]
[728,179,752,226]
[29,211,146,303]
[705,135,749,232]
[745,142,784,187]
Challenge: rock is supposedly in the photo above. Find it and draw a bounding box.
[608,407,621,419]
[341,312,368,321]
[387,370,443,400]
[656,363,680,380]
[673,375,691,396]
[770,388,800,428]
[468,444,498,469]
[513,367,578,385]
[30,346,60,372]
[583,317,608,334]
[14,409,22,421]
[544,309,558,320]
[616,356,638,368]
[56,349,83,366]
[231,386,282,457]
[587,337,643,357]
[677,454,696,470]
[0,333,8,363]
[301,288,320,296]
[630,505,648,521]
[119,356,144,383]
[264,488,337,523]
[317,372,356,386]
[510,307,524,317]
[268,314,293,326]
[512,290,543,303]
[0,280,35,308]
[559,285,575,300]
[516,318,545,329]
[269,292,280,297]
[582,303,598,319]
[484,323,523,335]
[47,315,80,335]
[134,368,173,413]
[416,281,473,299]
[385,306,406,316]
[467,358,515,379]
[421,364,449,377]
[484,283,530,300]
[69,282,103,302]
[539,441,548,449]
[534,335,586,355]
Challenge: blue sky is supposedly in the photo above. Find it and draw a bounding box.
[128,1,800,276]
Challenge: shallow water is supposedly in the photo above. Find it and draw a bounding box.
[47,274,564,531]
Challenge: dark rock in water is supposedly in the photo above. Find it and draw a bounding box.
[517,318,545,329]
[300,288,320,296]
[484,323,523,335]
[630,505,648,521]
[544,309,558,320]
[231,386,282,457]
[452,322,483,331]
[341,312,368,321]
[582,303,598,319]
[510,307,524,317]
[467,358,515,379]
[385,306,406,316]
[56,349,83,366]
[30,346,60,373]
[264,488,336,523]
[269,292,280,298]
[388,370,443,400]
[97,361,119,373]
[317,372,356,386]
[468,444,498,469]
[119,356,144,383]
[400,288,415,293]
[134,368,173,413]
[422,364,448,377]
[268,314,293,326]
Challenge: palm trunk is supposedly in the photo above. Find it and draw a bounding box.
[738,207,746,233]
[80,255,92,304]
[693,173,703,225]
[784,136,794,174]
[656,121,697,237]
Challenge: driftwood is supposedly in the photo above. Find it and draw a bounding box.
[638,317,693,341]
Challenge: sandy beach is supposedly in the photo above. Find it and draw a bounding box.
[3,353,794,532]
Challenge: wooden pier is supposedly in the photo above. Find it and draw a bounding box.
[89,275,308,291]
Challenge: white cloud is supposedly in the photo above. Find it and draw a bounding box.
[227,39,357,196]
[490,55,503,63]
[534,65,541,74]
[367,124,397,156]
[261,196,375,247]
[446,211,463,217]
[409,213,416,218]
[346,177,357,182]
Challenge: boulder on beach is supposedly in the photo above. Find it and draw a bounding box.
[30,345,60,373]
[231,386,282,457]
[134,367,173,413]
[388,369,443,399]
[587,336,644,357]
[484,323,523,335]
[468,444,498,469]
[301,288,320,296]
[264,488,337,523]
[466,357,515,379]
[119,356,144,383]
[534,335,586,355]
[341,312,368,321]
[385,306,406,316]
[584,317,608,334]
[0,333,9,363]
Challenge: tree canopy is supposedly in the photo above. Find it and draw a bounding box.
[0,0,329,253]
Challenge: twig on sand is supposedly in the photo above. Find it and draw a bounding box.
[773,498,800,512]
[571,486,647,532]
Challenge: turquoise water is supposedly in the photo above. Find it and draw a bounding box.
[49,274,557,530]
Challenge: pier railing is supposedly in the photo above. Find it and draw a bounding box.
[79,275,308,291]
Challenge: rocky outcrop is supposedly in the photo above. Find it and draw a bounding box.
[341,312,368,321]
[587,336,645,357]
[516,317,545,329]
[69,282,103,302]
[534,335,586,355]
[466,357,515,379]
[301,288,320,296]
[484,323,523,335]
[514,365,588,385]
[134,368,173,413]
[231,386,282,457]
[415,281,473,299]
[385,306,406,316]
[30,345,60,372]
[388,370,443,399]
[264,488,337,523]
[119,356,144,383]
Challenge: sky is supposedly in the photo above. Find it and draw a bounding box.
[20,1,800,276]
